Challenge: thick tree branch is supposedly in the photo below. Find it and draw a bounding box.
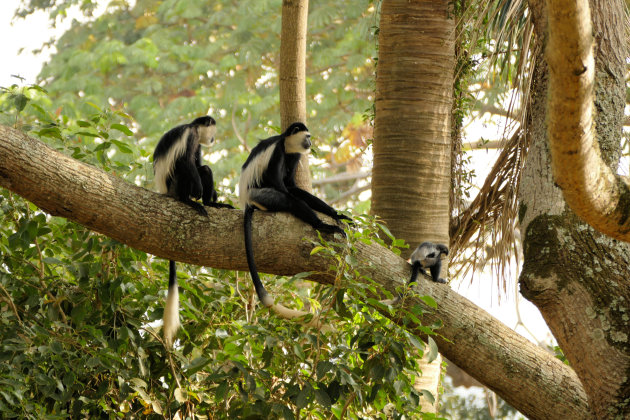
[546,0,630,242]
[0,125,589,419]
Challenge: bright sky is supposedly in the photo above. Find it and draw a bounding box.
[1,0,57,86]
[0,0,553,347]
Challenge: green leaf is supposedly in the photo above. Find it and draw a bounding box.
[420,389,435,405]
[377,223,394,240]
[334,289,352,318]
[111,139,133,153]
[420,295,438,309]
[293,343,305,360]
[310,246,325,255]
[174,387,186,403]
[296,385,312,409]
[315,387,332,408]
[110,123,133,136]
[13,93,28,112]
[426,336,439,363]
[316,361,333,380]
[215,381,228,402]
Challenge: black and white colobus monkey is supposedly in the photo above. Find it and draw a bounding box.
[384,242,448,305]
[239,122,350,324]
[153,115,232,216]
[153,115,233,346]
[409,242,449,285]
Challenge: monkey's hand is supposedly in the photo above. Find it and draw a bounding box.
[317,223,346,237]
[335,213,354,227]
[208,202,235,209]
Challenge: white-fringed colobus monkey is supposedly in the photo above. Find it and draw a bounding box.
[153,115,232,216]
[409,242,449,285]
[239,122,350,325]
[383,242,449,305]
[153,115,233,346]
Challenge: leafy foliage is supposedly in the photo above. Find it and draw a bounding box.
[0,90,442,418]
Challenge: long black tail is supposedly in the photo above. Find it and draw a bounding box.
[244,205,272,307]
[169,260,177,288]
[163,259,180,347]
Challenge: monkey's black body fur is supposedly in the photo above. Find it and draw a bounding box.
[153,115,233,346]
[239,122,349,308]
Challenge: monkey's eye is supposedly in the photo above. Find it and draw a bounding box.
[427,253,436,258]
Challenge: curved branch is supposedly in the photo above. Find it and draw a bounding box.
[546,0,630,242]
[0,125,590,419]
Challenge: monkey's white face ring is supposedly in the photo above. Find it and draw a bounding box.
[198,125,217,146]
[284,131,311,154]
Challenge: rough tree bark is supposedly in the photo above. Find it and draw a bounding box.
[372,0,453,260]
[0,125,589,418]
[279,0,312,192]
[520,0,630,417]
[372,0,455,411]
[545,0,630,243]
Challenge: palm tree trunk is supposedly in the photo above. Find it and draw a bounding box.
[372,0,455,412]
[372,0,454,257]
[279,0,312,192]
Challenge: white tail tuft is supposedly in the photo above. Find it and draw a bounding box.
[163,283,180,347]
[269,301,334,333]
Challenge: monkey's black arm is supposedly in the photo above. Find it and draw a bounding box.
[287,187,350,221]
[429,260,446,284]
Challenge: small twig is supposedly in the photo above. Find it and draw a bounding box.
[339,392,356,419]
[0,283,21,323]
[232,107,251,152]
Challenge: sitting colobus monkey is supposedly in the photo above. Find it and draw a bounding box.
[239,122,350,326]
[384,242,449,305]
[153,115,233,346]
[409,242,449,285]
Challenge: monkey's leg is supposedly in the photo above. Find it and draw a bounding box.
[171,171,207,216]
[197,165,233,209]
[249,188,343,234]
[288,187,351,222]
[197,165,217,205]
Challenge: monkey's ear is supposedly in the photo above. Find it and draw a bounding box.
[292,126,301,135]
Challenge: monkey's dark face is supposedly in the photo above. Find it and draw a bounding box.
[284,122,311,154]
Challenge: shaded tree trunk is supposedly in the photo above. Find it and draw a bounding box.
[372,0,454,260]
[520,0,629,417]
[545,0,630,242]
[0,125,589,419]
[279,0,312,191]
[372,0,455,412]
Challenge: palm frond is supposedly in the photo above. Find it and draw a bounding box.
[450,0,537,290]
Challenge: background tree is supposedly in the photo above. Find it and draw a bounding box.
[279,0,312,190]
[546,0,630,242]
[518,0,630,417]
